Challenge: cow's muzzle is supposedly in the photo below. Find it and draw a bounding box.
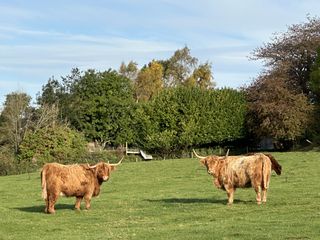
[103,176,109,181]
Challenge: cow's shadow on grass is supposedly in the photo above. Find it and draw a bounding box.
[146,197,254,205]
[14,204,74,213]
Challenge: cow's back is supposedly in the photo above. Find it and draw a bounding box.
[224,154,271,187]
[42,163,95,197]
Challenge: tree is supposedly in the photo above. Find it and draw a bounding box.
[186,62,215,89]
[251,16,320,99]
[31,104,60,133]
[246,68,313,143]
[308,47,320,142]
[37,68,82,123]
[0,92,32,154]
[134,60,164,101]
[248,16,320,145]
[37,77,62,106]
[309,47,320,102]
[60,68,82,94]
[37,68,136,146]
[119,61,139,81]
[159,46,215,89]
[69,69,135,145]
[161,46,198,87]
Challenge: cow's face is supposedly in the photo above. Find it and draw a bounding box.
[96,162,115,182]
[200,156,222,177]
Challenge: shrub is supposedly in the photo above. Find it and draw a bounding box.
[0,148,16,175]
[134,87,247,155]
[18,125,87,165]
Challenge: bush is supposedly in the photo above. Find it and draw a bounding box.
[18,125,87,165]
[134,87,247,155]
[0,148,16,175]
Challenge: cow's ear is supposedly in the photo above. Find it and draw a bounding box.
[110,165,116,171]
[200,159,206,166]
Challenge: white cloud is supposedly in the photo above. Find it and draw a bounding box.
[1,0,320,105]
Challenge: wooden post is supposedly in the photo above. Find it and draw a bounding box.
[125,142,128,155]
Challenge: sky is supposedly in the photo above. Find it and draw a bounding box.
[1,0,320,106]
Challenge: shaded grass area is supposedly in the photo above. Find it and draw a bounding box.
[0,152,319,239]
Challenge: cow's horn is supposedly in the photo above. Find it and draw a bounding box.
[225,149,229,158]
[108,157,124,166]
[89,164,97,169]
[192,149,206,159]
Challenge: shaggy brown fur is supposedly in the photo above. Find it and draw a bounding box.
[264,153,282,175]
[246,153,282,175]
[41,162,118,214]
[198,153,281,205]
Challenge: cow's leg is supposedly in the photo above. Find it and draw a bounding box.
[43,191,49,213]
[75,197,83,210]
[47,192,58,214]
[254,186,262,204]
[262,172,270,203]
[226,187,234,205]
[262,188,267,203]
[44,198,49,213]
[84,195,92,210]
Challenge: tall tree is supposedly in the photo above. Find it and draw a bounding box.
[161,46,198,87]
[159,46,215,89]
[69,69,135,145]
[249,16,320,145]
[0,92,32,154]
[37,77,62,106]
[309,47,320,102]
[60,68,82,94]
[246,68,313,143]
[119,61,139,81]
[134,61,164,101]
[31,104,60,133]
[308,48,320,142]
[186,62,215,89]
[251,16,320,99]
[37,68,82,123]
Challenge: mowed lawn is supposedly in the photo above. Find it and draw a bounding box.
[0,152,319,240]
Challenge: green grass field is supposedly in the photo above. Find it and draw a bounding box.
[0,152,319,239]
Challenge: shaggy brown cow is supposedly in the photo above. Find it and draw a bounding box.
[41,158,123,214]
[194,150,281,205]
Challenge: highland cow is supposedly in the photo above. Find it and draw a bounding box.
[194,150,281,205]
[41,158,123,214]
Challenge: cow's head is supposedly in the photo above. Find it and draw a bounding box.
[200,156,222,177]
[89,157,123,182]
[193,149,227,177]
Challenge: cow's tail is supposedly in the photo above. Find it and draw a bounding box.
[261,155,269,190]
[264,153,282,175]
[41,167,47,200]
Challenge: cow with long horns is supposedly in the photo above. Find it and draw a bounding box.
[193,150,281,205]
[41,158,123,214]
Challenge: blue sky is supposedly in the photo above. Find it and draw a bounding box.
[1,0,320,105]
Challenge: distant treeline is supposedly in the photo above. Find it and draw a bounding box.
[1,17,320,175]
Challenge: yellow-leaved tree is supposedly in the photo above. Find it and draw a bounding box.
[135,61,164,101]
